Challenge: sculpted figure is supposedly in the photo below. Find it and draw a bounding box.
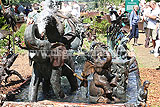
[116,37,129,60]
[81,48,119,103]
[61,13,86,50]
[137,80,150,107]
[0,53,24,85]
[24,23,78,102]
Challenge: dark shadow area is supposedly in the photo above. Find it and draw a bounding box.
[4,79,24,87]
[138,44,143,46]
[138,31,145,33]
[149,45,153,48]
[156,66,160,70]
[132,44,143,46]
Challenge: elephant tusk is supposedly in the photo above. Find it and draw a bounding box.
[73,73,84,81]
[27,40,39,50]
[64,63,87,81]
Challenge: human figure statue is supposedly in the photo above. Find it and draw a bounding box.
[116,37,129,60]
[137,80,150,107]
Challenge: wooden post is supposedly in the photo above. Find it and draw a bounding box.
[12,33,15,53]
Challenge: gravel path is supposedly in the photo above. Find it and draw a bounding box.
[129,32,160,106]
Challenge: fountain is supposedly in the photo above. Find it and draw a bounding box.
[0,0,142,106]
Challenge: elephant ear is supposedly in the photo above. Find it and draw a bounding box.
[49,43,67,67]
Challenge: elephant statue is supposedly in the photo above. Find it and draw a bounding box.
[24,22,78,102]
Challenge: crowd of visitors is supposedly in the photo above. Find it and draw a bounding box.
[143,1,160,54]
[0,3,32,21]
[128,1,160,57]
[0,1,80,21]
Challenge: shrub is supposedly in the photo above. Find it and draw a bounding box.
[90,18,110,34]
[14,24,27,46]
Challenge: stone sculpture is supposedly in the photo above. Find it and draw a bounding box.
[137,80,150,107]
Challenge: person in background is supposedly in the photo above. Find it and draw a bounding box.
[0,0,5,14]
[154,12,160,57]
[139,2,145,17]
[9,5,14,14]
[27,3,39,25]
[157,3,160,38]
[24,6,30,16]
[14,5,19,14]
[143,2,152,48]
[140,0,146,6]
[118,2,125,16]
[18,4,24,14]
[71,1,80,18]
[0,4,3,16]
[129,5,140,46]
[145,1,160,53]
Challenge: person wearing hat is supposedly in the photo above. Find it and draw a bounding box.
[137,80,150,107]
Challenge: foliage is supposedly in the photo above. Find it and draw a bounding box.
[82,16,110,34]
[90,18,110,34]
[97,34,107,44]
[96,0,122,8]
[81,16,110,51]
[0,16,12,31]
[14,23,26,46]
[82,17,91,23]
[0,16,9,53]
[0,23,26,56]
[14,24,26,41]
[11,0,40,4]
[82,38,91,51]
[0,16,6,28]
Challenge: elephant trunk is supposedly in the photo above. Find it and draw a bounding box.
[24,24,38,50]
[24,24,51,50]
